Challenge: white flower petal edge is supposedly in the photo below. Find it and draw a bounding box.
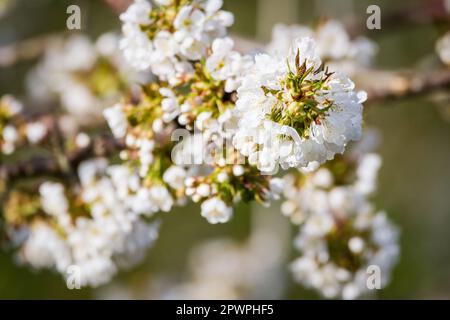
[200,197,233,224]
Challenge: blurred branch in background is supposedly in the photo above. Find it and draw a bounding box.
[0,33,59,67]
[362,69,450,104]
[345,0,449,37]
[1,131,122,182]
[102,0,132,14]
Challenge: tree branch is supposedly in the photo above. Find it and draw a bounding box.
[1,135,123,183]
[362,68,450,104]
[346,0,448,38]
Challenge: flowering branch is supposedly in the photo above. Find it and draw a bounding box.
[4,65,448,187]
[344,0,448,38]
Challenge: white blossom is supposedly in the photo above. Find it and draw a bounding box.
[1,125,19,154]
[104,104,128,138]
[163,165,187,190]
[281,138,399,299]
[232,164,244,177]
[1,94,23,115]
[160,87,180,122]
[354,153,382,195]
[206,37,253,92]
[75,132,91,148]
[119,0,152,25]
[25,121,47,144]
[148,185,174,213]
[281,136,383,225]
[39,182,70,218]
[290,196,399,299]
[20,222,72,273]
[120,23,154,71]
[200,197,233,224]
[26,34,133,120]
[436,31,450,66]
[138,138,155,176]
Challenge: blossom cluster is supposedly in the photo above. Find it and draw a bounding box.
[290,201,399,299]
[233,37,365,173]
[437,31,450,66]
[282,135,399,299]
[103,0,285,224]
[27,33,141,121]
[13,159,159,287]
[120,0,233,84]
[104,93,282,224]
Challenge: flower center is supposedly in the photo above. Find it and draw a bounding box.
[264,50,335,139]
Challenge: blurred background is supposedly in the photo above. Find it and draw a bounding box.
[0,0,449,299]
